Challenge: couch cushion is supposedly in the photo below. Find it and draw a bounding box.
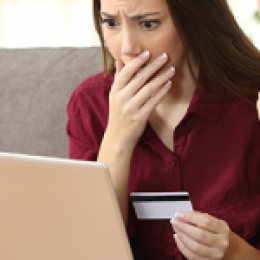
[0,47,103,158]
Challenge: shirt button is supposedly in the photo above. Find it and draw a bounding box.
[172,160,177,167]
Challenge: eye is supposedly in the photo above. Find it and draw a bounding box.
[101,18,119,29]
[140,20,160,30]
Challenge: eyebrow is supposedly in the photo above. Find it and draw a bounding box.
[100,11,160,20]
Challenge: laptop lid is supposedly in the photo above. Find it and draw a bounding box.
[0,152,133,260]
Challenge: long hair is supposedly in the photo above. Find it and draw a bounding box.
[93,0,260,99]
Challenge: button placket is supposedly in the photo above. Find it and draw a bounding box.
[172,160,177,167]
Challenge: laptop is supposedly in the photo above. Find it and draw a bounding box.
[0,152,134,260]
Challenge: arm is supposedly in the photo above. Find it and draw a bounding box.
[227,231,260,260]
[97,52,174,226]
[97,129,133,228]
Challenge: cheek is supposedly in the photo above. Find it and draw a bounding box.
[153,32,184,66]
[166,32,182,52]
[103,32,121,59]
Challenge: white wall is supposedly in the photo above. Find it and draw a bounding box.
[0,0,259,48]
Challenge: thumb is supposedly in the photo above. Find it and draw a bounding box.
[115,59,124,78]
[257,92,260,120]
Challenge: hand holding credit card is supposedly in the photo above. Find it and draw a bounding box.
[130,192,193,220]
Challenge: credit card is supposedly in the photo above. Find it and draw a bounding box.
[130,192,193,220]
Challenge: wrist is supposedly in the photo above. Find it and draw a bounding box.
[102,129,136,155]
[226,231,260,260]
[97,130,135,165]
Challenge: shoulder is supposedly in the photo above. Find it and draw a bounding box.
[67,71,114,114]
[66,72,114,135]
[225,96,258,122]
[66,72,114,157]
[199,71,259,123]
[73,71,114,96]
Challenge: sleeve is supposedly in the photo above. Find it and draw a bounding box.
[66,90,98,161]
[67,88,140,257]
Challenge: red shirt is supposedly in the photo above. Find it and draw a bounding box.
[66,71,260,260]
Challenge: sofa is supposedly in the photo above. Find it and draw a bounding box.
[0,47,103,158]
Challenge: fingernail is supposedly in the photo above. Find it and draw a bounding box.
[174,233,179,242]
[165,67,175,77]
[258,92,260,99]
[170,218,179,227]
[157,52,168,64]
[164,80,172,89]
[141,50,150,59]
[175,212,185,219]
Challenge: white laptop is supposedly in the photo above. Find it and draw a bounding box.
[0,152,133,260]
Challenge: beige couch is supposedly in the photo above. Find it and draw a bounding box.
[0,47,103,158]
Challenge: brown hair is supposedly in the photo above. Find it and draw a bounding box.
[93,0,260,99]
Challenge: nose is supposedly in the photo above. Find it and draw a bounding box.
[121,26,142,59]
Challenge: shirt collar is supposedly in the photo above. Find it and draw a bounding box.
[140,70,224,145]
[186,71,223,122]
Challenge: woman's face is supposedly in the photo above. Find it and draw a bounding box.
[100,0,185,72]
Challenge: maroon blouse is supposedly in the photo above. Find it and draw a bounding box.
[66,71,260,260]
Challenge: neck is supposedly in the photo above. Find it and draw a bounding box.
[149,58,199,137]
[160,57,199,107]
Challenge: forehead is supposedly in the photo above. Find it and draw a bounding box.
[100,0,168,15]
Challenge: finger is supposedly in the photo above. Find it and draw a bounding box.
[114,51,150,90]
[174,211,229,234]
[125,53,169,98]
[174,234,209,260]
[139,80,172,117]
[130,67,175,110]
[115,59,124,78]
[171,217,217,246]
[175,231,223,259]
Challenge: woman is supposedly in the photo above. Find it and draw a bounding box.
[67,0,260,259]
